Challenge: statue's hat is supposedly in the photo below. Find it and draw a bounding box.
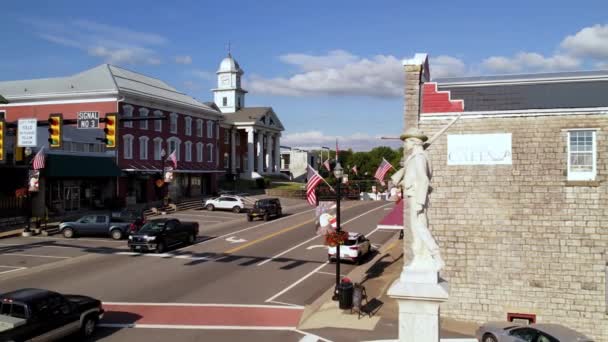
[400,127,428,142]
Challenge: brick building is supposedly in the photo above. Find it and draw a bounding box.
[402,54,608,340]
[0,54,284,209]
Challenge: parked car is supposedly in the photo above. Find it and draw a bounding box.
[328,232,372,264]
[476,322,594,342]
[247,198,282,221]
[59,214,132,240]
[0,288,104,341]
[204,196,245,213]
[128,218,199,253]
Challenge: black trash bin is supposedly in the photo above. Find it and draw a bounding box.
[338,280,354,310]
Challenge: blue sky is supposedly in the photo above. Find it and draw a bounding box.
[2,0,608,150]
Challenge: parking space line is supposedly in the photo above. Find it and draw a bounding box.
[0,266,27,275]
[257,203,392,266]
[0,253,70,259]
[0,243,73,249]
[28,236,126,244]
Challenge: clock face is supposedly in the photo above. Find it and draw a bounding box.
[221,75,230,85]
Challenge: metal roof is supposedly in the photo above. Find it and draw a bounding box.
[434,69,608,85]
[223,107,272,124]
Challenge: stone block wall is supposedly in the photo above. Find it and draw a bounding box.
[419,114,608,341]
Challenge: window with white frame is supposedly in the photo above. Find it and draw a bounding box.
[185,116,192,136]
[139,108,149,129]
[154,138,163,160]
[196,142,203,162]
[207,143,213,162]
[224,129,230,144]
[196,119,203,137]
[567,129,597,181]
[123,134,134,159]
[170,113,178,134]
[154,110,163,132]
[224,153,229,169]
[185,141,192,162]
[122,105,134,128]
[207,121,213,138]
[139,136,149,160]
[167,137,181,161]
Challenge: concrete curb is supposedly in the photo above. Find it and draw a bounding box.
[0,228,25,239]
[298,231,401,328]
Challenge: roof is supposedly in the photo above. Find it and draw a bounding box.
[0,288,56,303]
[0,94,8,104]
[218,54,242,74]
[223,107,272,124]
[433,69,608,112]
[0,65,219,115]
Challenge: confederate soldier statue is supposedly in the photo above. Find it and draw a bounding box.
[392,127,445,271]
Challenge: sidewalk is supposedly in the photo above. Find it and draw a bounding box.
[298,234,479,341]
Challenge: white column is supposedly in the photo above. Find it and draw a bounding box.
[256,131,264,174]
[231,129,236,173]
[265,134,273,172]
[246,128,254,174]
[274,134,281,173]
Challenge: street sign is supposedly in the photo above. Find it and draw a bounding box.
[17,118,37,147]
[77,111,100,129]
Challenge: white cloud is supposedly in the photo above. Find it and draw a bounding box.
[183,81,200,91]
[430,55,466,79]
[482,52,580,73]
[282,130,401,152]
[24,18,165,65]
[561,24,608,60]
[190,69,214,80]
[175,55,193,65]
[279,50,359,71]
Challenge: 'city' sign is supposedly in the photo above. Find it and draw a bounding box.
[77,111,100,129]
[447,133,512,165]
[17,118,38,147]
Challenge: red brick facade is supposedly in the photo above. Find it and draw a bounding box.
[421,82,464,113]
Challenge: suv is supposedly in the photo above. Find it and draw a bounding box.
[204,196,246,213]
[247,198,282,221]
[328,232,372,264]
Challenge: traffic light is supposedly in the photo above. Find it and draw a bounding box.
[0,119,4,161]
[103,113,118,149]
[48,114,63,149]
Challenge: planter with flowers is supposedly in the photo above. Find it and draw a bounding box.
[325,230,349,247]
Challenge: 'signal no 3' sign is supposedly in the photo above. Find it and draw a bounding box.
[77,111,99,129]
[447,133,512,165]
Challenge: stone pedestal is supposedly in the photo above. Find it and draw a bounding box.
[388,268,449,342]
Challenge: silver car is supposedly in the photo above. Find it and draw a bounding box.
[476,322,594,342]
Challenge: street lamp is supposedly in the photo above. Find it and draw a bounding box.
[332,162,344,301]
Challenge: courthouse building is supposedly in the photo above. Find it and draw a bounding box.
[0,54,284,209]
[400,54,608,340]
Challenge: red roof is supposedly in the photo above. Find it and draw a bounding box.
[377,200,404,230]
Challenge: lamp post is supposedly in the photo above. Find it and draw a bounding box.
[23,147,33,236]
[160,149,167,203]
[332,162,343,301]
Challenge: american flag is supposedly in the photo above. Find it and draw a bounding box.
[167,149,177,169]
[374,158,393,182]
[306,164,324,206]
[323,159,331,171]
[32,147,46,170]
[351,165,358,175]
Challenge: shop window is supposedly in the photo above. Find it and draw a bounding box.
[567,129,596,181]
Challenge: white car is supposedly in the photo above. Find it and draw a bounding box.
[328,232,372,264]
[204,196,245,213]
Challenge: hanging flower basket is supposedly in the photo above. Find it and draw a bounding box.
[15,188,28,198]
[325,230,349,247]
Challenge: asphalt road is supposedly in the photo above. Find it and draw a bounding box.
[0,198,396,341]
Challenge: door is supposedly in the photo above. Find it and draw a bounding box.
[163,220,178,246]
[94,215,109,235]
[75,215,97,236]
[45,294,80,340]
[64,187,81,211]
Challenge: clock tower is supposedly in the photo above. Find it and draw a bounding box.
[213,53,247,113]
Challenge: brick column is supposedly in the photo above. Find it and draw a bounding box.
[403,53,429,130]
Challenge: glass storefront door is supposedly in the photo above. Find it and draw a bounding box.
[64,186,80,211]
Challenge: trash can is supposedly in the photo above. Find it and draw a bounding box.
[338,279,354,310]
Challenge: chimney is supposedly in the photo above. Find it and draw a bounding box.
[403,53,429,130]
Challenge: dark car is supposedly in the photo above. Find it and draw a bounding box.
[247,198,282,221]
[128,218,199,253]
[0,288,104,341]
[59,214,132,240]
[476,321,594,342]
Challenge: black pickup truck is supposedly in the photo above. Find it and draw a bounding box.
[0,288,104,342]
[128,218,199,253]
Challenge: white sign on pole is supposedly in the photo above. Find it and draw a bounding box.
[17,119,38,147]
[447,133,512,165]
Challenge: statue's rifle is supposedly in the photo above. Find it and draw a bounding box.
[423,113,463,149]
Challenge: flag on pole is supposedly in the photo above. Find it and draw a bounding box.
[335,139,339,162]
[374,158,393,182]
[32,147,46,170]
[167,149,178,169]
[351,165,358,175]
[306,164,324,206]
[323,159,331,171]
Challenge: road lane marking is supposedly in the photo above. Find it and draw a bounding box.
[28,236,125,244]
[102,302,303,309]
[0,266,27,275]
[266,300,305,309]
[98,324,298,330]
[225,236,247,243]
[315,271,347,277]
[305,245,326,250]
[294,329,333,342]
[265,261,329,303]
[225,220,313,254]
[257,202,392,266]
[0,253,70,259]
[115,252,215,261]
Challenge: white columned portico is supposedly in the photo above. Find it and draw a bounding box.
[265,134,273,172]
[231,129,236,173]
[256,130,264,174]
[274,133,281,173]
[246,128,254,175]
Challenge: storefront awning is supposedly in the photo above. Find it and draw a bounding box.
[377,199,404,230]
[44,154,122,178]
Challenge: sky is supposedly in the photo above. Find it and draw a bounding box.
[1,0,608,151]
